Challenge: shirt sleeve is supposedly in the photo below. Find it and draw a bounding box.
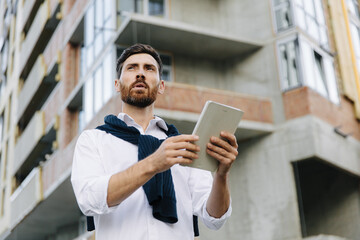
[71,130,116,216]
[188,168,232,230]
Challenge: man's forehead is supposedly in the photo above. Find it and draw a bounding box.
[123,53,158,67]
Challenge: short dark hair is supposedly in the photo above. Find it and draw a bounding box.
[116,43,163,78]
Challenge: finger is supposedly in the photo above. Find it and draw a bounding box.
[210,136,236,154]
[167,149,199,160]
[172,157,194,165]
[220,131,238,148]
[207,142,236,160]
[168,142,200,152]
[169,134,199,143]
[206,148,228,163]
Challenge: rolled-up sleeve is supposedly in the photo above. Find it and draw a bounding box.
[71,130,116,216]
[189,168,232,230]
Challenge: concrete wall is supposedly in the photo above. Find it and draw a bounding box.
[198,115,360,240]
[170,0,274,41]
[173,45,279,97]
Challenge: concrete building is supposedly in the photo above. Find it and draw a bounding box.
[0,0,359,239]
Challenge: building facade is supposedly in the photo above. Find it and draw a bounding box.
[0,0,359,239]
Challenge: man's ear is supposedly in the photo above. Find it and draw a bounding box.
[115,79,121,92]
[158,80,165,95]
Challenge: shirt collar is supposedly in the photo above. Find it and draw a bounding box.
[117,113,168,132]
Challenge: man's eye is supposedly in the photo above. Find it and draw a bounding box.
[146,66,154,71]
[127,66,134,70]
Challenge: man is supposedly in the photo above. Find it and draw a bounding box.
[71,44,238,239]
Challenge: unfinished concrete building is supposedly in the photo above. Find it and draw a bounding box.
[0,0,359,239]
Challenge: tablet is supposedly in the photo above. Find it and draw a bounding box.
[185,101,244,172]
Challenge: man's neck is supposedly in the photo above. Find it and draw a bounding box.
[122,102,155,131]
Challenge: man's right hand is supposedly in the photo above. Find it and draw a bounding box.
[148,135,200,174]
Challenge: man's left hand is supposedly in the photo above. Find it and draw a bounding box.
[206,131,238,177]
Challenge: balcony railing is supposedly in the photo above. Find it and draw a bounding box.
[17,55,47,124]
[10,167,42,228]
[19,0,62,79]
[19,0,42,33]
[13,111,45,176]
[17,52,60,129]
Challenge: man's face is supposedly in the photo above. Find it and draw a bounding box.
[115,53,164,108]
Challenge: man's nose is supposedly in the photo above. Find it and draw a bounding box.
[136,73,145,80]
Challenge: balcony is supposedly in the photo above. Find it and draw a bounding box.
[154,82,274,140]
[10,167,42,228]
[19,0,62,79]
[13,112,45,176]
[17,54,60,129]
[19,0,43,34]
[6,172,80,239]
[115,13,263,60]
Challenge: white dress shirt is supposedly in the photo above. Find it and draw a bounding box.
[71,113,231,240]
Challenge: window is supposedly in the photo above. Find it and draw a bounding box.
[119,0,166,17]
[0,188,5,217]
[82,0,115,74]
[0,112,3,144]
[279,40,301,89]
[0,38,8,98]
[273,0,294,31]
[348,0,360,71]
[293,0,328,48]
[148,0,164,16]
[347,0,360,19]
[83,49,116,125]
[278,37,339,104]
[160,54,172,81]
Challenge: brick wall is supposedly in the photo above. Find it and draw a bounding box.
[283,86,360,140]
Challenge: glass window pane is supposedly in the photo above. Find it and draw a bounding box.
[294,0,303,7]
[276,5,293,30]
[80,46,86,77]
[104,0,112,21]
[94,67,103,113]
[279,45,289,89]
[294,6,306,29]
[279,41,300,89]
[94,34,103,58]
[1,41,8,73]
[304,0,315,17]
[103,51,114,103]
[314,0,325,25]
[95,0,103,29]
[347,0,360,18]
[86,44,94,69]
[323,57,340,104]
[307,17,319,41]
[119,0,135,12]
[149,0,164,16]
[274,0,288,5]
[300,40,315,88]
[0,113,3,143]
[84,77,94,123]
[351,23,360,59]
[85,4,94,46]
[320,27,328,47]
[313,52,328,97]
[135,0,143,13]
[104,19,113,44]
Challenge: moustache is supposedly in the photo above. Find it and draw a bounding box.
[130,80,149,89]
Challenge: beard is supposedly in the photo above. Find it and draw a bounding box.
[120,80,159,108]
